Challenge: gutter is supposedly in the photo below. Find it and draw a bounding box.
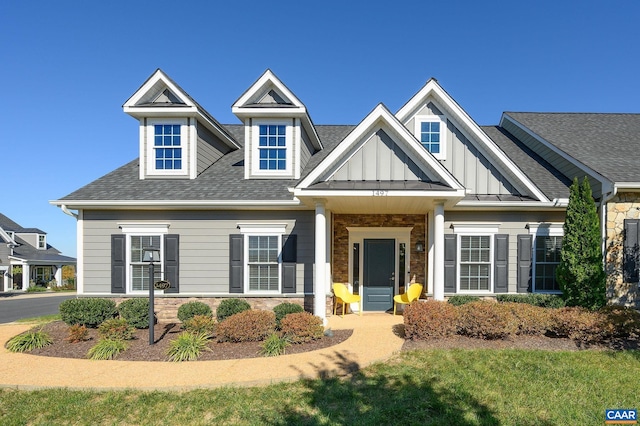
[60,204,78,219]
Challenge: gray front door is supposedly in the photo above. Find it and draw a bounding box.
[363,239,395,311]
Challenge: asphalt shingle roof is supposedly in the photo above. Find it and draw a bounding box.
[505,112,640,183]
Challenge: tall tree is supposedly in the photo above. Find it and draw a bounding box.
[556,177,606,309]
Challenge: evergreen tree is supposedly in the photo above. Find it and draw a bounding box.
[556,177,606,309]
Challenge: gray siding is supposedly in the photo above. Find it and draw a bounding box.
[444,210,565,293]
[502,118,602,198]
[82,210,314,295]
[196,121,231,175]
[329,129,437,182]
[0,244,10,265]
[300,125,314,172]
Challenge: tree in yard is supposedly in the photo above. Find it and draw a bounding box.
[556,177,606,310]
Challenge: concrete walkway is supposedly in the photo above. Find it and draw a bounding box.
[0,313,404,391]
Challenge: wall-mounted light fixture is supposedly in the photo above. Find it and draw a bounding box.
[415,242,424,252]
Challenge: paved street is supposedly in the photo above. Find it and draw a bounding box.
[0,293,76,323]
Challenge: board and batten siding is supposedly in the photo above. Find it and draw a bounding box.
[82,210,315,295]
[443,210,565,293]
[299,125,314,172]
[501,117,603,198]
[196,121,231,175]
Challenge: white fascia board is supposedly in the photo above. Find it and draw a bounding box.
[232,69,305,108]
[294,188,466,199]
[123,69,195,109]
[298,104,462,191]
[124,106,198,118]
[232,106,307,117]
[613,183,640,191]
[49,199,304,209]
[455,199,568,209]
[397,80,549,202]
[0,228,17,246]
[500,113,613,193]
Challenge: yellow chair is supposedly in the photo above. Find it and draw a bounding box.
[393,283,423,315]
[332,283,362,317]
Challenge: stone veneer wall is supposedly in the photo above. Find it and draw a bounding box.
[332,214,426,286]
[605,192,640,307]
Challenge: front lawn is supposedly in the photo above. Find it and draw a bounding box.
[0,349,638,425]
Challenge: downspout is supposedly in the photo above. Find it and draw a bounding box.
[60,204,78,219]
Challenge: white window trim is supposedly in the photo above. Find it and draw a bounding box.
[414,114,446,160]
[37,234,46,250]
[528,223,564,294]
[250,119,293,177]
[119,223,169,294]
[453,224,499,293]
[239,223,287,294]
[145,118,189,177]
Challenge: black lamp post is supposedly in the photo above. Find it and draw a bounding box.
[142,247,160,345]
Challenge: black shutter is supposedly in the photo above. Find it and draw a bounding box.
[624,219,640,282]
[111,234,126,294]
[282,234,297,294]
[517,234,532,293]
[443,234,457,293]
[229,234,243,293]
[494,234,509,293]
[164,234,179,293]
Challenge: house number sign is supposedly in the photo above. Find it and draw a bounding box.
[372,190,388,196]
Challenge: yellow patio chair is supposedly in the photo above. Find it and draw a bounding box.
[332,283,362,317]
[393,283,423,315]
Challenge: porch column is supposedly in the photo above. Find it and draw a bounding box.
[314,199,327,324]
[433,201,445,301]
[22,264,30,291]
[54,265,63,287]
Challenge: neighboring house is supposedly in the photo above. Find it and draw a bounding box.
[50,69,640,321]
[0,213,76,292]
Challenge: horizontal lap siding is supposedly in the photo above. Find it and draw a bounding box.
[82,210,315,294]
[444,211,565,293]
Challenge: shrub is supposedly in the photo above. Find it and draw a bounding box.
[216,310,276,343]
[26,285,47,293]
[182,315,216,337]
[177,301,212,323]
[216,298,251,322]
[59,298,117,328]
[98,318,135,341]
[457,301,518,339]
[273,302,304,328]
[260,333,291,357]
[166,332,210,362]
[280,312,324,344]
[501,302,552,335]
[118,298,150,329]
[497,294,565,308]
[404,301,458,339]
[6,329,52,352]
[66,325,89,343]
[447,295,480,306]
[548,307,612,344]
[87,339,128,360]
[599,305,640,339]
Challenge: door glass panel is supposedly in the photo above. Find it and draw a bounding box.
[352,243,360,295]
[399,243,406,292]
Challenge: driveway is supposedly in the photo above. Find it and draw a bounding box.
[0,292,76,323]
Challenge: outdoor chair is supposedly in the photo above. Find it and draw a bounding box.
[393,283,423,315]
[332,283,362,317]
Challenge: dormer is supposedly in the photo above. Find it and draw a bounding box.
[123,69,240,180]
[232,70,322,180]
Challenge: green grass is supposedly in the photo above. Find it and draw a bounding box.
[15,314,60,324]
[0,349,638,425]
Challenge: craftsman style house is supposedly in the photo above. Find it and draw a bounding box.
[0,213,76,291]
[52,69,640,320]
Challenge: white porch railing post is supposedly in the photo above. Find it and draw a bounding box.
[314,199,327,324]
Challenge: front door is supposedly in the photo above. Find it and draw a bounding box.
[363,239,395,311]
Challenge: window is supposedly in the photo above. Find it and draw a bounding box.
[534,235,563,292]
[34,266,53,285]
[258,125,286,170]
[130,235,162,292]
[247,235,280,291]
[154,124,182,170]
[415,115,445,159]
[38,234,46,249]
[459,235,491,291]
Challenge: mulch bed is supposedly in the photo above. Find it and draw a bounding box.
[27,321,353,362]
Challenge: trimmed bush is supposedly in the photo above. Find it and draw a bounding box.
[599,305,640,339]
[260,333,291,357]
[59,298,117,328]
[216,298,251,322]
[118,298,150,329]
[279,312,324,343]
[66,325,89,343]
[177,301,212,323]
[497,294,565,308]
[457,301,518,339]
[273,302,304,328]
[548,307,612,344]
[447,295,480,306]
[6,328,52,352]
[182,315,216,337]
[87,339,128,360]
[98,318,135,341]
[404,301,458,339]
[166,332,210,362]
[216,310,276,343]
[501,302,552,335]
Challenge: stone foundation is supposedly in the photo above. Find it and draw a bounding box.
[605,192,640,307]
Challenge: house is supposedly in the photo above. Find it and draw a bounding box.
[50,69,640,321]
[0,213,76,292]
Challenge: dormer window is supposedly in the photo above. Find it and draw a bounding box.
[415,115,446,160]
[145,118,188,177]
[251,119,292,177]
[38,234,46,249]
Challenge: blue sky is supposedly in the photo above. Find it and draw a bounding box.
[2,1,639,258]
